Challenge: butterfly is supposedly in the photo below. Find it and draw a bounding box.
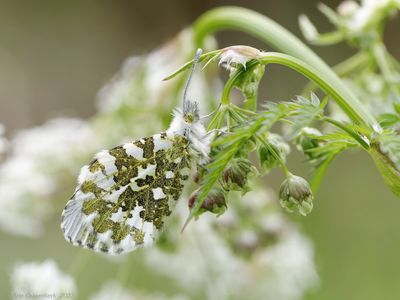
[61,49,210,255]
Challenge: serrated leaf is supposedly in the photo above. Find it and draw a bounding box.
[285,93,323,139]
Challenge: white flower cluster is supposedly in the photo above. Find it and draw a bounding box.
[338,0,400,32]
[0,118,96,237]
[299,0,400,45]
[89,282,135,300]
[97,29,215,116]
[11,259,76,299]
[145,189,318,300]
[89,281,188,300]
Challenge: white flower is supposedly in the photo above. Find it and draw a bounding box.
[11,259,76,299]
[247,230,318,300]
[89,281,188,300]
[144,189,317,300]
[89,282,133,300]
[145,202,247,300]
[341,0,400,32]
[0,118,96,237]
[96,29,216,116]
[337,0,360,16]
[219,45,262,72]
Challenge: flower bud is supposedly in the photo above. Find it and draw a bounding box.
[223,158,257,192]
[219,46,262,73]
[279,174,313,216]
[258,134,290,172]
[192,171,201,184]
[295,127,323,160]
[337,0,359,17]
[188,188,227,217]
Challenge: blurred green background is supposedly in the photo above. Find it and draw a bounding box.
[0,1,399,299]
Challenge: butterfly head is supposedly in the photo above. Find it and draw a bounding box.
[167,49,210,161]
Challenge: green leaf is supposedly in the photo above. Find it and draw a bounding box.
[377,113,400,128]
[285,93,323,139]
[308,131,360,193]
[369,145,400,197]
[306,131,359,160]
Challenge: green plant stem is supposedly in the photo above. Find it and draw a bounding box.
[302,51,371,96]
[222,52,371,127]
[193,6,378,129]
[372,42,400,96]
[323,117,370,150]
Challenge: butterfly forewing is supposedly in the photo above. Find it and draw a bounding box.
[61,132,191,255]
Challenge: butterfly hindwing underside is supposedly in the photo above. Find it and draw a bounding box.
[61,132,191,255]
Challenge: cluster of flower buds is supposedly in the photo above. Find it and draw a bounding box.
[279,173,314,216]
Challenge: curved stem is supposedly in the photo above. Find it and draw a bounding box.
[323,117,370,150]
[193,6,378,130]
[222,52,374,127]
[302,51,371,96]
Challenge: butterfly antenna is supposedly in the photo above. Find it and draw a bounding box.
[182,48,202,111]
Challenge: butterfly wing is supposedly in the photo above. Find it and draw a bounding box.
[61,133,191,255]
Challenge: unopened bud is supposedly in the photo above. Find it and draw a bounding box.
[188,188,227,217]
[219,45,262,73]
[258,134,290,172]
[296,127,323,160]
[337,0,359,17]
[223,158,256,191]
[279,174,314,216]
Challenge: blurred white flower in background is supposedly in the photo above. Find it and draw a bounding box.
[339,0,400,32]
[251,230,318,300]
[90,281,188,300]
[299,0,400,45]
[11,259,76,299]
[0,118,96,237]
[96,29,218,116]
[89,282,134,300]
[145,188,318,300]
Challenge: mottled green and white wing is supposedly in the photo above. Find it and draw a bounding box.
[61,133,191,255]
